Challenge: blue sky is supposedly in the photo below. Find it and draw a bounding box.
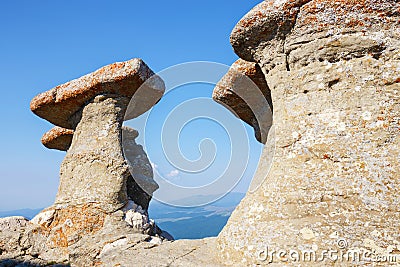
[0,0,262,211]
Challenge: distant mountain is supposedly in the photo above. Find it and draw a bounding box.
[0,208,42,220]
[156,214,230,240]
[149,192,245,239]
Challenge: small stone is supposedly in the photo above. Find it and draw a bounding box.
[300,228,315,240]
[31,209,55,226]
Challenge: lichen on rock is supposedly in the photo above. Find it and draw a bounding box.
[1,1,399,265]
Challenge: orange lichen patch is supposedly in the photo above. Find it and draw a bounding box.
[345,19,365,28]
[238,11,267,28]
[47,204,106,248]
[52,228,69,248]
[235,0,311,31]
[299,0,399,30]
[41,126,74,151]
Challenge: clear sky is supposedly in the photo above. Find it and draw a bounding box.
[0,0,262,211]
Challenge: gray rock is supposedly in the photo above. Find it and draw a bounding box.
[122,126,159,210]
[0,217,29,260]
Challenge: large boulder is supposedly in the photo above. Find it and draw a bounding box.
[217,0,400,265]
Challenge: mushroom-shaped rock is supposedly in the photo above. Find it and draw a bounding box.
[213,59,272,143]
[30,58,164,129]
[30,59,165,213]
[26,59,171,264]
[40,124,158,211]
[230,0,309,64]
[41,126,73,151]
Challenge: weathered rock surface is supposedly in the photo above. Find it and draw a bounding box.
[0,214,217,266]
[217,0,400,265]
[0,225,223,267]
[41,127,74,151]
[39,124,158,212]
[0,217,29,260]
[0,59,174,266]
[213,59,273,143]
[0,210,164,266]
[30,58,164,129]
[123,126,159,211]
[99,237,225,267]
[2,1,400,266]
[55,94,130,212]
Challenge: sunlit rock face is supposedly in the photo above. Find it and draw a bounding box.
[0,59,172,266]
[1,2,399,266]
[217,0,400,265]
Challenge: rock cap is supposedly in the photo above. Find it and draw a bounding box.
[230,0,400,63]
[30,58,165,129]
[213,59,272,143]
[41,126,74,151]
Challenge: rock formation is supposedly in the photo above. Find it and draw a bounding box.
[41,127,74,151]
[213,59,273,143]
[122,126,159,211]
[39,125,158,211]
[216,0,400,265]
[0,59,173,266]
[1,1,399,266]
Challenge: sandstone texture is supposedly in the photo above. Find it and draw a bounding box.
[41,126,73,151]
[217,0,400,266]
[213,59,273,143]
[99,237,224,267]
[40,124,158,211]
